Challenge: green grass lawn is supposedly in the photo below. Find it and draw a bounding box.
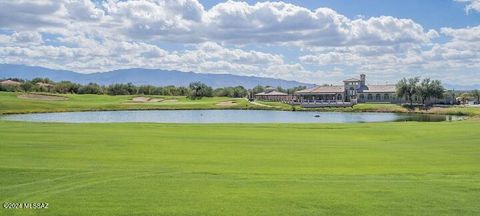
[1,120,480,215]
[0,92,256,114]
[1,91,480,215]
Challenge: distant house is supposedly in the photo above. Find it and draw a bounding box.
[254,87,291,102]
[0,79,21,86]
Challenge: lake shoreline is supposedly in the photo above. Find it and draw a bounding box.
[1,92,479,117]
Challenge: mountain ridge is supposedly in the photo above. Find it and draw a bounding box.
[0,64,312,89]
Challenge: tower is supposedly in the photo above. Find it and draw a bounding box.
[360,74,366,86]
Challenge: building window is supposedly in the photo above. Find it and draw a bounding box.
[375,94,381,101]
[368,94,373,100]
[359,94,365,100]
[337,94,343,101]
[384,94,389,100]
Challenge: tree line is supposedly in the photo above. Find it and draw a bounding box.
[396,77,480,106]
[0,77,305,100]
[396,77,444,106]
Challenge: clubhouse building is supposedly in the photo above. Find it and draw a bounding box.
[295,74,398,104]
[254,74,400,107]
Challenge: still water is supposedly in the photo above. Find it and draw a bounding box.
[0,110,463,123]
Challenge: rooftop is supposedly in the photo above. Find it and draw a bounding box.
[0,80,21,85]
[343,78,361,82]
[255,91,288,96]
[362,85,396,93]
[295,85,344,94]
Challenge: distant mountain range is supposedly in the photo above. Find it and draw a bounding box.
[1,64,478,90]
[443,83,480,91]
[0,64,312,89]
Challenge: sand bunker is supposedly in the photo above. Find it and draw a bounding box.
[216,101,237,107]
[18,93,68,101]
[130,97,164,103]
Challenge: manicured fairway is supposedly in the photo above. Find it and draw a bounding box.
[1,120,480,215]
[0,92,254,114]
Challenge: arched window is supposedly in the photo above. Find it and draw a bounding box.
[376,94,381,101]
[367,94,373,100]
[359,94,365,100]
[337,94,343,101]
[384,94,389,100]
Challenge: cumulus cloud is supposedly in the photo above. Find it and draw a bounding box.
[455,0,480,13]
[210,1,437,46]
[0,0,438,46]
[0,0,478,84]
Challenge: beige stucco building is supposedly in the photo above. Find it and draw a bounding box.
[295,74,398,103]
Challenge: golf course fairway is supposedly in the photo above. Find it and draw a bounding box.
[1,120,479,215]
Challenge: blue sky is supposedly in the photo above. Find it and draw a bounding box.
[0,0,479,85]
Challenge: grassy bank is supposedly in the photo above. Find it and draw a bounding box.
[296,103,480,117]
[1,120,479,215]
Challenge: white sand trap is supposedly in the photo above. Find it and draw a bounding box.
[18,93,68,101]
[130,97,164,103]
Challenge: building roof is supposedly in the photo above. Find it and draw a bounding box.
[255,91,288,96]
[362,85,396,93]
[343,78,361,82]
[0,80,21,85]
[295,85,344,94]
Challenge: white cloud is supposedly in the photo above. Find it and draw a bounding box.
[0,0,437,47]
[205,1,437,46]
[0,0,478,84]
[455,0,480,13]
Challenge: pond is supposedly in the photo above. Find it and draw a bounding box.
[0,110,464,123]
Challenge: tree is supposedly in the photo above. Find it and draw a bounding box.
[396,77,419,106]
[107,84,130,95]
[78,83,103,94]
[188,82,213,100]
[137,85,156,95]
[472,89,480,103]
[232,86,248,98]
[443,90,456,105]
[20,82,34,92]
[287,86,307,94]
[252,85,265,94]
[276,86,286,93]
[430,80,445,101]
[416,78,444,106]
[53,81,80,94]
